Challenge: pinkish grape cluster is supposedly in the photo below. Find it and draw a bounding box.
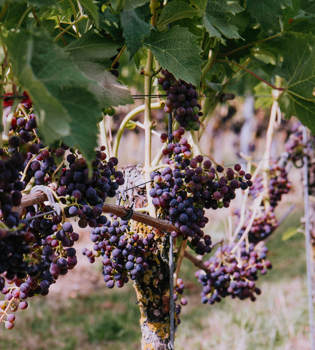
[196,242,272,304]
[158,70,202,130]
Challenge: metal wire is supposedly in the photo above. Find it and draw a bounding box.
[167,111,175,350]
[25,210,57,221]
[302,127,315,350]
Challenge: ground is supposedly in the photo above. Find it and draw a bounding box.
[1,210,312,350]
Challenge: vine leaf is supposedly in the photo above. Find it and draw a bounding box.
[111,0,149,11]
[120,9,151,57]
[4,29,101,160]
[144,26,202,86]
[78,0,99,26]
[65,32,119,63]
[74,61,133,109]
[157,0,200,31]
[277,34,315,134]
[246,0,286,32]
[203,0,244,42]
[66,32,133,108]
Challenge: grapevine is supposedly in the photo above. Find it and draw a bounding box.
[0,1,314,349]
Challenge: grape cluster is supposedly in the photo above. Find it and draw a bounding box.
[150,129,252,254]
[83,216,161,289]
[0,92,124,329]
[268,165,291,208]
[174,278,187,307]
[285,126,305,167]
[241,210,278,244]
[0,209,79,328]
[285,125,315,195]
[59,151,123,228]
[158,70,202,130]
[249,163,291,208]
[196,242,271,304]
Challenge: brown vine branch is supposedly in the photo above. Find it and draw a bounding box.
[216,59,285,91]
[184,251,209,272]
[19,191,178,234]
[111,45,126,69]
[219,32,282,57]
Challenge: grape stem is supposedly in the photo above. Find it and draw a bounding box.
[231,194,263,253]
[111,45,126,70]
[184,251,210,272]
[143,48,155,217]
[0,295,16,323]
[262,91,280,210]
[174,239,187,285]
[113,101,162,158]
[128,120,161,137]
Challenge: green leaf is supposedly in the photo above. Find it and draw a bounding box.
[65,32,119,62]
[74,61,133,109]
[246,0,284,31]
[1,2,28,29]
[254,83,273,109]
[78,0,99,26]
[157,0,200,31]
[28,0,59,7]
[99,7,123,42]
[190,0,207,13]
[61,87,101,160]
[111,0,149,11]
[120,9,150,57]
[66,33,133,108]
[144,26,202,86]
[282,226,300,241]
[274,34,315,134]
[203,0,243,41]
[4,29,103,160]
[124,0,149,9]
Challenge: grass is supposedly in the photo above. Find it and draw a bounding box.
[0,210,311,350]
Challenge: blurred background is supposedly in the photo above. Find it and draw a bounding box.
[1,93,310,350]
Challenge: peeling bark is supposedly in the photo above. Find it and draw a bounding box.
[310,198,315,304]
[141,321,170,350]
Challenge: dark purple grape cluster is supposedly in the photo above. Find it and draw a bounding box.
[0,150,25,229]
[0,112,39,229]
[285,126,305,167]
[268,165,291,208]
[59,151,124,228]
[249,162,291,209]
[174,277,187,315]
[158,70,202,130]
[196,242,271,304]
[242,210,278,244]
[150,130,252,254]
[285,125,315,195]
[0,93,125,329]
[0,207,79,328]
[309,159,315,196]
[83,216,160,289]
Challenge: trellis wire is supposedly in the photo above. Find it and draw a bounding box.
[0,93,276,101]
[302,127,315,350]
[167,111,175,350]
